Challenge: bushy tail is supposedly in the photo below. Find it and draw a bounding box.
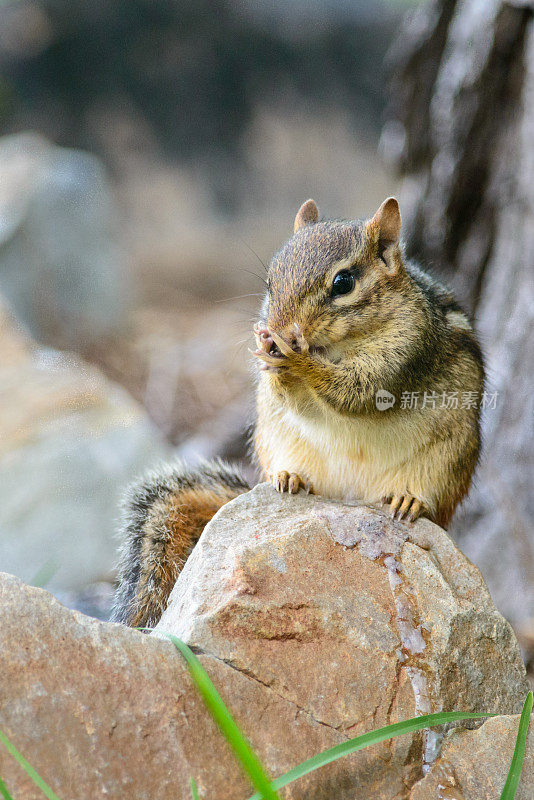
[110,459,250,628]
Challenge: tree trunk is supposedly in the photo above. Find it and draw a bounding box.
[383,0,534,629]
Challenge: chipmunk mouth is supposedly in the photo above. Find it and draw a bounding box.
[267,339,283,357]
[254,324,285,359]
[270,339,324,357]
[255,321,321,358]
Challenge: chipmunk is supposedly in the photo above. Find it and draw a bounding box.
[111,197,484,628]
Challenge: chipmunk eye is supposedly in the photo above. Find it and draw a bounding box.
[331,270,355,297]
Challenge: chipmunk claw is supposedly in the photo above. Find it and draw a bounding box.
[273,471,313,495]
[252,323,311,375]
[253,326,274,352]
[252,326,286,371]
[269,330,296,358]
[253,349,287,372]
[405,499,424,523]
[268,326,310,358]
[382,493,424,523]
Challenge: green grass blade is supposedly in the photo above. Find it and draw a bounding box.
[0,777,14,800]
[500,691,533,800]
[0,729,61,800]
[247,710,496,800]
[190,777,200,800]
[160,632,279,800]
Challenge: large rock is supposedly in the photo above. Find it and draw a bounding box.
[158,484,528,798]
[0,570,405,800]
[0,132,130,350]
[0,489,529,800]
[0,305,169,594]
[159,484,526,705]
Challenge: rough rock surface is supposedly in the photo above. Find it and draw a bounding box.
[157,484,528,798]
[0,488,529,800]
[410,715,534,800]
[0,570,401,800]
[0,305,169,593]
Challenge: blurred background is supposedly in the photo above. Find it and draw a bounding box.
[1,0,533,677]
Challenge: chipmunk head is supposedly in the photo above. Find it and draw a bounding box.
[259,197,406,355]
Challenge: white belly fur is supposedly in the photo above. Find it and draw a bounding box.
[267,402,425,503]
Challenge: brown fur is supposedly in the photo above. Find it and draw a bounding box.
[253,199,484,529]
[130,487,235,627]
[110,461,249,628]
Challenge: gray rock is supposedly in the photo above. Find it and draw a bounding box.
[0,132,130,349]
[0,304,170,592]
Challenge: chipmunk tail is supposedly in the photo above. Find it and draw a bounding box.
[110,459,250,628]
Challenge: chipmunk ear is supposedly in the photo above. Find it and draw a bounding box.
[294,199,319,233]
[369,197,401,245]
[366,197,402,275]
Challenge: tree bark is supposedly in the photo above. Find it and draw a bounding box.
[384,0,534,627]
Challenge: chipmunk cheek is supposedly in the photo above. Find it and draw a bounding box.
[326,315,352,341]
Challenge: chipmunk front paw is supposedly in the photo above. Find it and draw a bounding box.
[272,470,314,494]
[252,324,310,372]
[382,493,425,523]
[253,324,272,351]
